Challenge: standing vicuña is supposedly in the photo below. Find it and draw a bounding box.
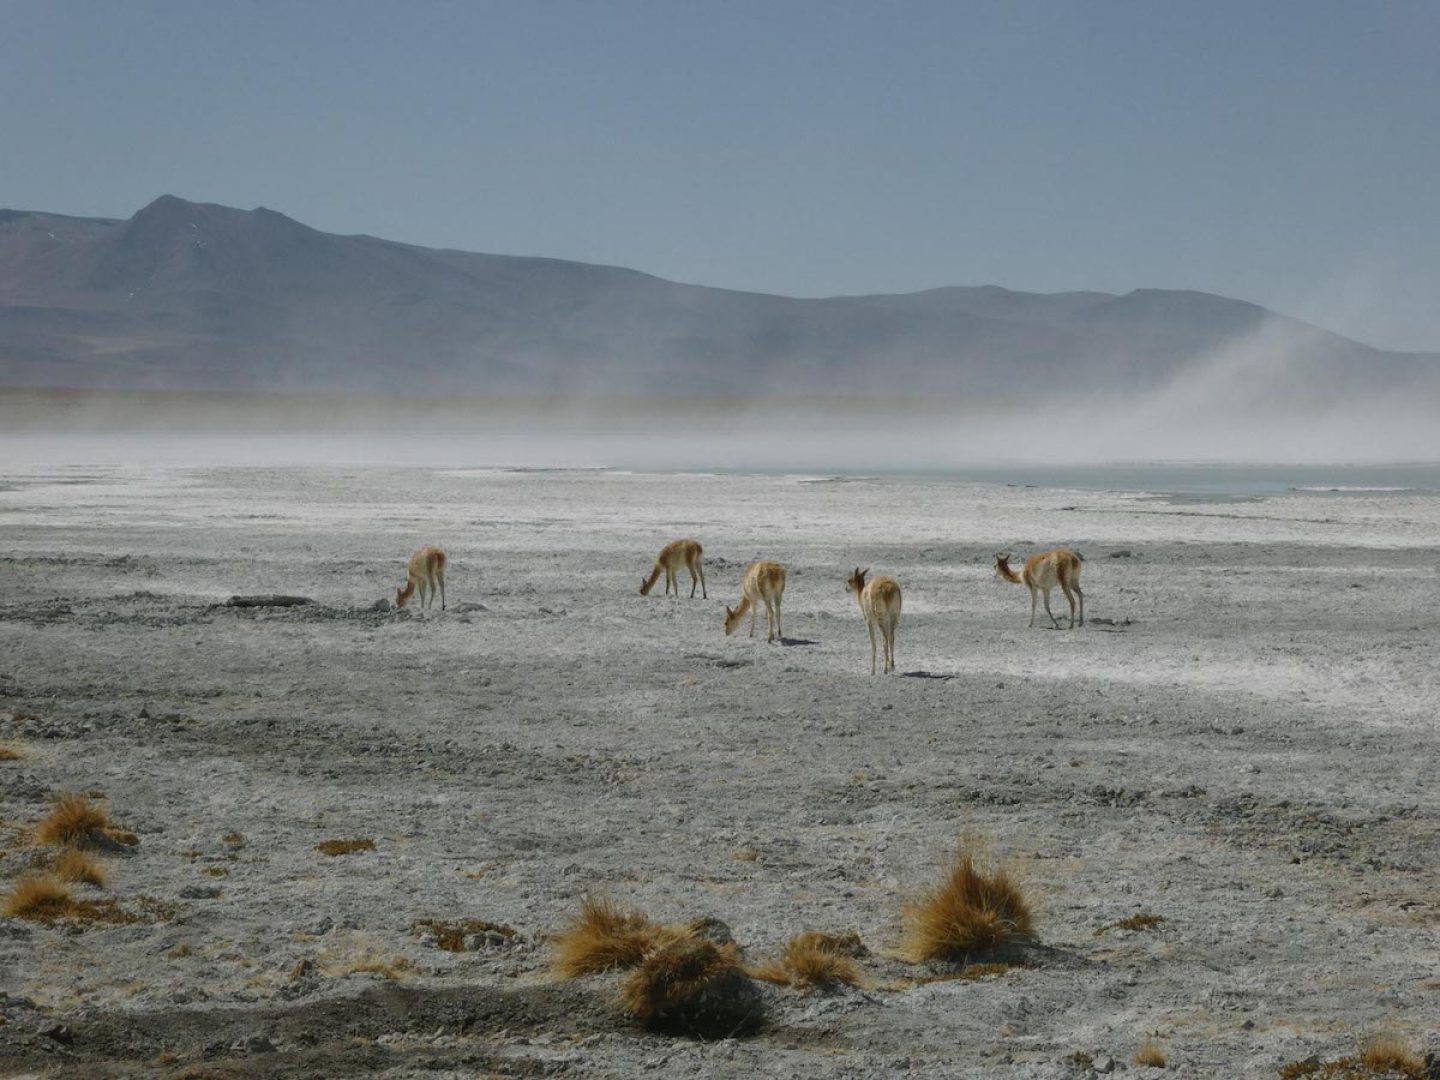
[396,546,447,610]
[724,560,786,643]
[994,549,1084,628]
[640,538,706,598]
[846,568,902,674]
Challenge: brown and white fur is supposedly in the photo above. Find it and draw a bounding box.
[846,567,902,675]
[640,538,706,598]
[724,560,786,643]
[994,549,1084,629]
[396,546,447,610]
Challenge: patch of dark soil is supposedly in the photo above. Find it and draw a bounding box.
[3,980,609,1074]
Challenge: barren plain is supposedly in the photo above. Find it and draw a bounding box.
[1,465,1436,1077]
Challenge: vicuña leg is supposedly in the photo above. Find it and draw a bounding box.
[1074,584,1084,627]
[1042,588,1059,629]
[697,563,707,599]
[1028,587,1039,628]
[867,619,877,675]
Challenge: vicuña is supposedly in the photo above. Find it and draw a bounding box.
[994,549,1084,629]
[640,539,706,598]
[396,546,447,611]
[724,560,786,643]
[846,567,902,674]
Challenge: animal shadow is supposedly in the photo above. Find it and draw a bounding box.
[778,637,819,647]
[901,670,953,681]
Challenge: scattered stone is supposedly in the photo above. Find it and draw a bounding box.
[1092,1055,1115,1073]
[179,884,223,900]
[232,1034,276,1054]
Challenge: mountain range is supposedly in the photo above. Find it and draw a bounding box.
[1,195,1434,397]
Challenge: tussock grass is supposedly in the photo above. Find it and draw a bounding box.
[748,931,864,989]
[0,740,26,761]
[900,845,1034,962]
[53,848,108,887]
[619,934,762,1035]
[35,793,110,847]
[1279,1036,1427,1079]
[3,873,165,924]
[1361,1035,1425,1077]
[3,873,75,918]
[551,896,679,978]
[1133,1037,1167,1068]
[315,838,376,857]
[33,793,138,850]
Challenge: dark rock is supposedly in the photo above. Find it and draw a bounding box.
[224,595,315,608]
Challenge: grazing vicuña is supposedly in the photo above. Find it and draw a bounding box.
[396,545,447,610]
[641,538,706,598]
[724,560,786,642]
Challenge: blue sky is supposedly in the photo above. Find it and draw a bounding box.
[3,1,1437,351]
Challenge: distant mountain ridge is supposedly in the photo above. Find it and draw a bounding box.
[0,195,1434,396]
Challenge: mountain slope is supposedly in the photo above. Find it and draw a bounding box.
[0,195,1433,396]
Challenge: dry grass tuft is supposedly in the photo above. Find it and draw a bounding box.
[1278,1035,1427,1079]
[318,934,414,981]
[1133,1037,1167,1068]
[0,740,26,761]
[34,793,111,848]
[3,873,75,919]
[900,846,1035,962]
[53,848,108,887]
[3,873,167,925]
[619,934,762,1035]
[551,896,676,978]
[1097,913,1165,936]
[748,931,864,989]
[315,838,376,857]
[1361,1035,1424,1078]
[415,918,517,952]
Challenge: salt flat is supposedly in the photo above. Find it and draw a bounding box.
[1,466,1436,1077]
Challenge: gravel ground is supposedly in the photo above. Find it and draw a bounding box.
[0,465,1436,1078]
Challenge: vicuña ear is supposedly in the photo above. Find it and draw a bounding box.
[861,567,869,577]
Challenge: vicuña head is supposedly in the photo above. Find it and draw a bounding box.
[846,567,869,595]
[723,603,743,636]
